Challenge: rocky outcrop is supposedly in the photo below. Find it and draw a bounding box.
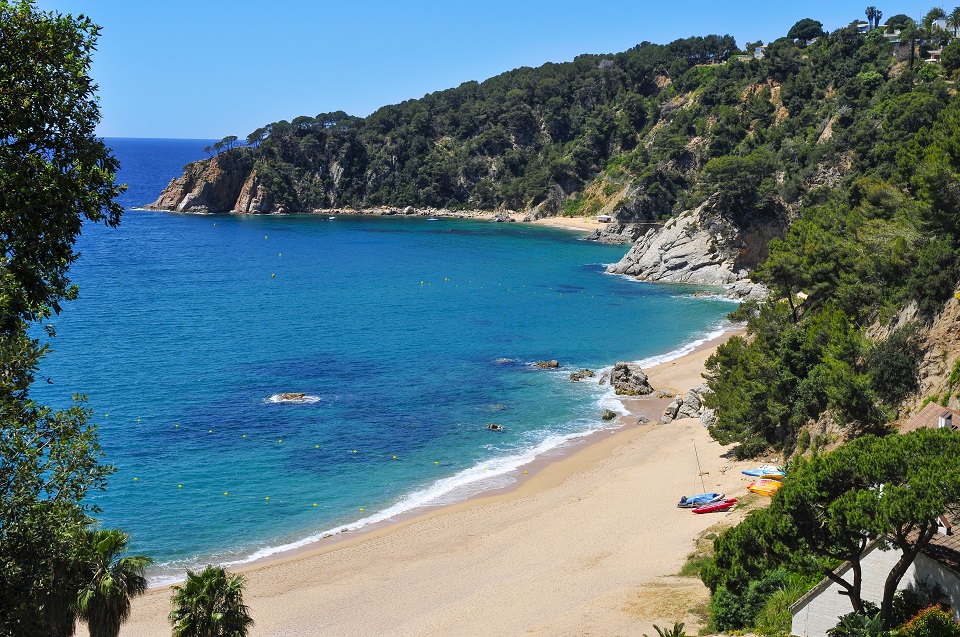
[611,362,654,396]
[606,198,787,292]
[570,369,595,382]
[533,360,559,369]
[146,150,257,213]
[601,409,618,421]
[659,385,712,424]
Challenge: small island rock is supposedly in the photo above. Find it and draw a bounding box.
[570,369,595,382]
[533,360,559,369]
[610,362,654,396]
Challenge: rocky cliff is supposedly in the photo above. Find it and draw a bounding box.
[147,150,269,213]
[605,197,785,297]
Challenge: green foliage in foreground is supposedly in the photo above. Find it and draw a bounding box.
[170,566,254,637]
[703,429,960,631]
[0,1,136,634]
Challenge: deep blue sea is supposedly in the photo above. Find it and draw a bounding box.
[32,138,734,583]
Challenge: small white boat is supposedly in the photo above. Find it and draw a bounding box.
[329,216,337,220]
[427,218,439,221]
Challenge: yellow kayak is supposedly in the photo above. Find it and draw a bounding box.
[748,479,782,496]
[759,473,785,481]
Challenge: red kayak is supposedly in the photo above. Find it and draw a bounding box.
[692,498,738,514]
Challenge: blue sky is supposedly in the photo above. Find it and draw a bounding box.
[36,0,940,139]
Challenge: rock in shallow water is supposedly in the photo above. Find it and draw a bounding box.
[601,409,618,421]
[533,359,559,369]
[570,369,595,382]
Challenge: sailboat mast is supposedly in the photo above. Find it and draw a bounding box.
[694,443,706,493]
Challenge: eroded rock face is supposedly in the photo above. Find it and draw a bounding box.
[146,150,256,213]
[611,362,653,396]
[606,199,787,289]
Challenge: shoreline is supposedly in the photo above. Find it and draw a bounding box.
[122,325,752,637]
[146,324,736,586]
[135,205,609,233]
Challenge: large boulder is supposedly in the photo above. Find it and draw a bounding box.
[659,397,682,424]
[533,360,559,369]
[611,362,654,396]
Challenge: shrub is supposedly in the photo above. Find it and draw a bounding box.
[895,605,960,637]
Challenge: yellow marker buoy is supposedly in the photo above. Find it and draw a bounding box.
[178,484,183,488]
[137,418,141,423]
[360,507,365,512]
[105,414,109,417]
[313,503,317,507]
[315,445,319,448]
[175,424,179,428]
[133,477,138,481]
[224,492,229,496]
[278,439,282,443]
[265,497,270,501]
[524,470,528,475]
[435,461,439,465]
[265,235,268,239]
[393,455,397,460]
[272,274,275,278]
[209,429,213,434]
[243,434,246,438]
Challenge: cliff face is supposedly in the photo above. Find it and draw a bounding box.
[147,151,258,213]
[605,197,786,293]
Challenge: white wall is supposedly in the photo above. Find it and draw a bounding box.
[790,543,934,637]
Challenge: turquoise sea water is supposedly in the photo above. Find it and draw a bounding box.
[32,138,734,583]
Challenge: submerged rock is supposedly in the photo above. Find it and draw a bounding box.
[570,369,595,382]
[277,392,306,401]
[610,362,654,396]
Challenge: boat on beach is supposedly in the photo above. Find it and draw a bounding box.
[693,498,738,514]
[747,479,782,496]
[741,464,782,477]
[677,492,724,508]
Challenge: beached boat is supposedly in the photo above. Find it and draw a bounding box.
[677,492,725,508]
[741,464,782,477]
[747,479,782,496]
[485,423,504,432]
[693,498,738,514]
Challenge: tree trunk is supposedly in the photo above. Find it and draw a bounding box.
[880,524,938,629]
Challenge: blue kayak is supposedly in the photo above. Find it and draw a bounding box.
[741,464,783,477]
[678,492,725,508]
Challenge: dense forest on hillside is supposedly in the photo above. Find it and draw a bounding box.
[190,19,960,459]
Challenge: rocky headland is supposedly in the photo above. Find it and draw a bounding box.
[605,198,780,301]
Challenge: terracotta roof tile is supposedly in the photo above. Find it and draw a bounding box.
[899,402,960,434]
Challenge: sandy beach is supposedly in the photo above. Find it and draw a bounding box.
[121,329,756,637]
